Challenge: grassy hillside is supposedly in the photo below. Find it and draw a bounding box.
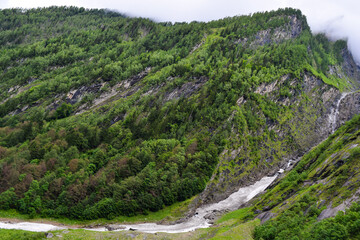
[0,6,358,223]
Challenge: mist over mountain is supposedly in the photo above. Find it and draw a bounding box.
[1,0,360,63]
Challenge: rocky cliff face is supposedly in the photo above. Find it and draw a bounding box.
[235,15,304,48]
[338,92,360,128]
[196,48,360,207]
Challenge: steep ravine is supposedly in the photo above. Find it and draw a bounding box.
[251,112,360,233]
[197,67,360,209]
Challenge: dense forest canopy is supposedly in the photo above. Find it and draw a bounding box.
[0,6,351,220]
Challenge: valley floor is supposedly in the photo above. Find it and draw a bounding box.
[0,217,259,240]
[0,174,277,238]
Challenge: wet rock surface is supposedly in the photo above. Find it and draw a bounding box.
[105,224,126,231]
[338,92,360,128]
[203,210,228,224]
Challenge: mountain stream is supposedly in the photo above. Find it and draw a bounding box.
[0,174,279,233]
[328,92,351,133]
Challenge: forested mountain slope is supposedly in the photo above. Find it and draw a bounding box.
[0,6,360,224]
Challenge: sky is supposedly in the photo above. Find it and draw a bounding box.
[0,0,359,63]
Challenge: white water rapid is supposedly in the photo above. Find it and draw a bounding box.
[328,92,350,133]
[0,174,278,233]
[0,221,65,232]
[109,174,278,233]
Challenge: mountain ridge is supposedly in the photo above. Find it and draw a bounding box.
[0,6,360,239]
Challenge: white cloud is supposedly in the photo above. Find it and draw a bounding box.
[0,0,359,62]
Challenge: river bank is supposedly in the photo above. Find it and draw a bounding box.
[0,174,279,234]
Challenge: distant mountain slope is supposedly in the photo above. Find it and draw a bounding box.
[0,6,360,222]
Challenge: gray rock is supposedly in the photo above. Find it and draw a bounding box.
[254,209,262,214]
[163,76,208,102]
[256,211,276,224]
[127,233,136,238]
[46,232,54,238]
[105,224,126,231]
[318,203,346,220]
[203,210,227,223]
